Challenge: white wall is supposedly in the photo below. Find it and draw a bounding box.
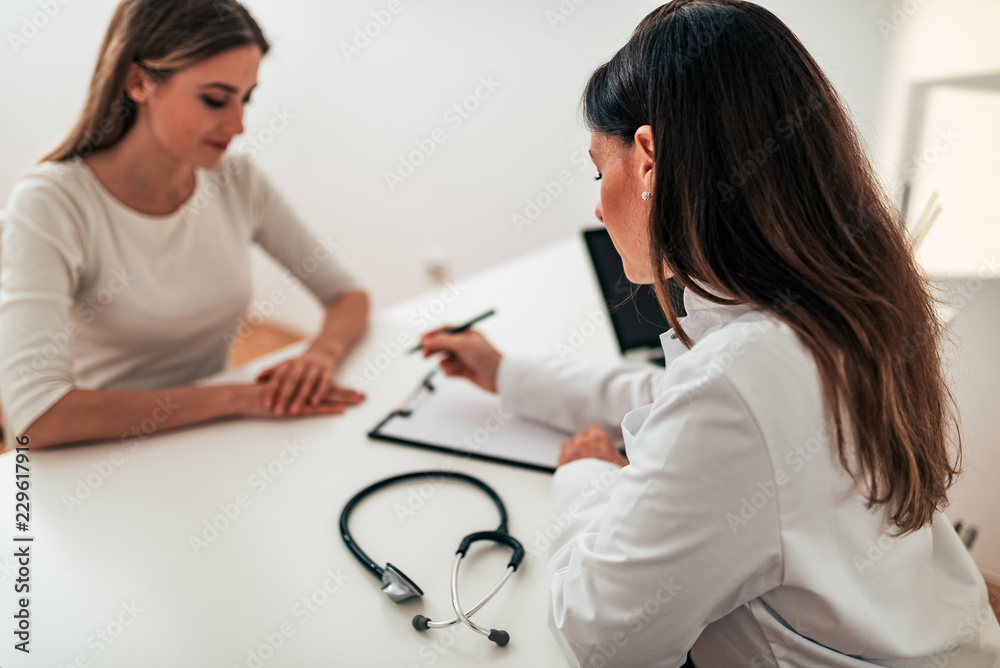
[875,0,1000,183]
[939,279,1000,576]
[873,0,1000,576]
[1,0,892,327]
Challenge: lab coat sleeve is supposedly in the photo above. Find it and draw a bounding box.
[495,353,662,443]
[547,368,784,668]
[549,458,626,538]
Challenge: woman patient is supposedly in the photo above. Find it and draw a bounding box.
[0,0,368,449]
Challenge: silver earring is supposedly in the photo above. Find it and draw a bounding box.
[641,191,651,201]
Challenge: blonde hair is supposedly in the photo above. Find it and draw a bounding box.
[43,0,268,162]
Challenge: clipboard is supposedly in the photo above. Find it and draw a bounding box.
[368,370,569,473]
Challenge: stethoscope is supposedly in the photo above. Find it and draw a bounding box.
[339,471,524,646]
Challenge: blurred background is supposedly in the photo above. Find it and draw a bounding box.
[1,0,997,578]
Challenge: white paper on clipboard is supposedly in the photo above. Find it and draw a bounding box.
[368,370,569,473]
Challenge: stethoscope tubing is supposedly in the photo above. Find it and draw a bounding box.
[340,470,510,581]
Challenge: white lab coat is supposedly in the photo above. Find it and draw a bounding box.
[496,288,1000,667]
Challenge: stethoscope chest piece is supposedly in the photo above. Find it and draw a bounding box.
[380,563,423,603]
[340,471,523,646]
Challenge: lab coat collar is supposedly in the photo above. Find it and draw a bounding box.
[659,281,757,348]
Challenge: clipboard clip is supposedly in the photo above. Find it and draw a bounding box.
[395,370,438,418]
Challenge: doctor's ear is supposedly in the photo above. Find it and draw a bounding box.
[632,125,655,187]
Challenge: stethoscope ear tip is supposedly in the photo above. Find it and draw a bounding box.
[412,615,431,632]
[488,629,510,646]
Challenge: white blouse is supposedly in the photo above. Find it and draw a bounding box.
[0,153,360,438]
[497,288,1000,667]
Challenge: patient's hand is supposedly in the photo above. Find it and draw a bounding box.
[243,380,365,419]
[558,425,627,468]
[257,349,364,416]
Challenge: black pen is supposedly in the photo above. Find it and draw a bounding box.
[408,309,497,354]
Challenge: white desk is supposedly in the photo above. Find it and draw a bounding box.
[0,235,625,667]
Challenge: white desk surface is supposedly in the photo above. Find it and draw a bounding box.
[0,234,626,668]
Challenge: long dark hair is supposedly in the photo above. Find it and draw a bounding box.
[584,0,959,534]
[43,0,268,162]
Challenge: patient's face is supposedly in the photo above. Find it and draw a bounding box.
[130,45,261,169]
[590,132,656,284]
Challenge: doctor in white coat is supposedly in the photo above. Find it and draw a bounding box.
[421,0,1000,666]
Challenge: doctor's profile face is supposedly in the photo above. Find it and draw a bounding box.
[590,131,658,285]
[125,45,262,169]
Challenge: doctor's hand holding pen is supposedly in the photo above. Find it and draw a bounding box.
[419,327,626,467]
[419,327,503,393]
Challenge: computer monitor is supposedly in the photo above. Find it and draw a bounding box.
[582,228,685,366]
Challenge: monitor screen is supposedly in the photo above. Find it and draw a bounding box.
[582,228,684,355]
